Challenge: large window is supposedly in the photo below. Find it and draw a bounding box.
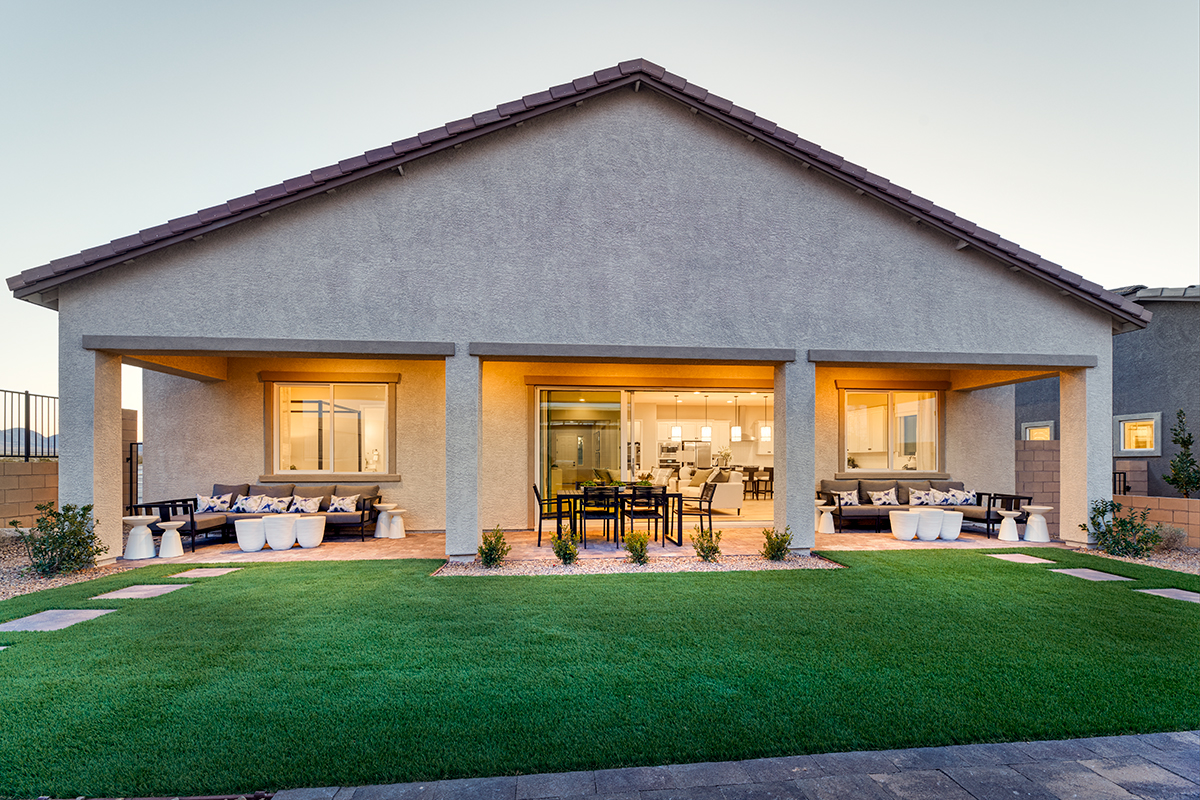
[844,390,938,471]
[1113,412,1161,457]
[276,383,389,474]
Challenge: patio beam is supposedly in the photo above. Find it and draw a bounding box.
[470,342,796,364]
[808,349,1098,370]
[83,335,456,359]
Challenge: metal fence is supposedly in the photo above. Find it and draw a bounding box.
[1,389,58,460]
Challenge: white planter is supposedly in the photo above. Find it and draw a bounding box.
[939,511,964,540]
[889,510,919,540]
[264,515,297,550]
[234,519,266,552]
[295,515,326,548]
[916,508,944,541]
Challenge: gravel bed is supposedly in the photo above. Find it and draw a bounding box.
[1076,546,1200,576]
[435,553,844,577]
[0,532,142,602]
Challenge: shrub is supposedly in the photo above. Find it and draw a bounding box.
[690,526,721,562]
[11,502,107,578]
[760,526,792,561]
[477,526,511,568]
[1163,409,1200,498]
[624,528,650,565]
[550,528,579,565]
[1079,499,1162,558]
[1155,525,1188,553]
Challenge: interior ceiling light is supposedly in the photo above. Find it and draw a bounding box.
[732,395,741,442]
[671,394,682,442]
[701,394,712,442]
[761,394,772,442]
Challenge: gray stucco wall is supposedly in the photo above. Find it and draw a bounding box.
[52,86,1121,544]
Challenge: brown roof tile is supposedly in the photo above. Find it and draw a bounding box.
[310,164,345,182]
[572,75,600,93]
[391,136,421,154]
[364,146,395,165]
[254,184,288,204]
[139,223,175,243]
[496,99,527,116]
[521,90,554,108]
[593,66,622,83]
[729,104,756,124]
[682,82,709,102]
[416,127,450,146]
[660,71,687,91]
[549,82,577,100]
[111,233,145,253]
[283,175,318,193]
[472,109,505,126]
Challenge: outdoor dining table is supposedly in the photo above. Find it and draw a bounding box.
[553,487,686,547]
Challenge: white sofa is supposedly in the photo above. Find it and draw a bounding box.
[673,467,744,513]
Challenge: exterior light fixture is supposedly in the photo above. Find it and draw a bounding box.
[671,395,682,441]
[731,395,741,442]
[760,394,771,442]
[701,395,712,442]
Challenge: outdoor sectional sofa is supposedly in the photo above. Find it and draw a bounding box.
[817,479,1030,536]
[134,482,382,551]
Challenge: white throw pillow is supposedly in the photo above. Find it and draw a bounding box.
[949,488,977,505]
[260,495,292,513]
[196,493,232,513]
[288,496,321,513]
[908,489,935,506]
[929,489,956,506]
[328,494,359,513]
[232,494,267,513]
[835,489,859,507]
[869,488,899,506]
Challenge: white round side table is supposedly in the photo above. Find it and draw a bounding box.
[374,503,397,538]
[389,508,408,539]
[815,501,836,534]
[889,510,919,540]
[916,508,945,541]
[997,509,1022,542]
[157,521,185,558]
[122,515,159,560]
[1021,505,1053,542]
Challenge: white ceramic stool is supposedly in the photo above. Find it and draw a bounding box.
[264,515,297,550]
[916,508,945,541]
[939,510,964,541]
[1021,505,1053,542]
[374,503,397,538]
[122,515,159,560]
[997,509,1022,542]
[889,510,919,540]
[389,508,407,538]
[294,515,326,548]
[815,501,836,534]
[234,518,266,552]
[157,521,185,558]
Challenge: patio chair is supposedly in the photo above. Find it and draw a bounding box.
[623,485,666,541]
[532,484,566,546]
[581,486,619,548]
[680,481,716,535]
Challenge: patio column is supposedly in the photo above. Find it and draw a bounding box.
[775,359,817,553]
[58,345,124,566]
[1059,362,1111,547]
[444,347,482,560]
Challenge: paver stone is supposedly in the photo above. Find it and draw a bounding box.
[0,609,117,632]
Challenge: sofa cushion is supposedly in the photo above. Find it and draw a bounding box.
[949,488,978,505]
[232,494,267,513]
[260,495,292,513]
[288,496,321,513]
[838,506,884,518]
[868,488,900,506]
[196,493,232,513]
[689,469,713,488]
[820,479,859,495]
[250,483,294,498]
[294,485,335,511]
[896,480,932,504]
[710,469,731,483]
[336,484,379,500]
[858,479,899,504]
[176,512,227,531]
[908,489,936,506]
[834,489,860,507]
[329,494,360,513]
[324,511,366,526]
[930,480,966,492]
[213,483,249,501]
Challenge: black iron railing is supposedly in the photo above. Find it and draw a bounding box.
[1,389,58,460]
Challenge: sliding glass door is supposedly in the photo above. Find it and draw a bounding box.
[538,390,622,498]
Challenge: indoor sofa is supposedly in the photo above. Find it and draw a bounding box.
[674,466,745,514]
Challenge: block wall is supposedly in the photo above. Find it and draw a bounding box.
[1113,458,1149,496]
[1014,439,1061,537]
[0,461,59,528]
[1118,495,1200,549]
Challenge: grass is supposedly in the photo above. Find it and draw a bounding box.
[0,548,1196,797]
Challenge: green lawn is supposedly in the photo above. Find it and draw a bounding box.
[0,549,1197,797]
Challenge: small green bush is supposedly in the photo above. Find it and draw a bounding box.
[760,525,792,561]
[11,502,107,577]
[477,526,511,568]
[624,528,651,565]
[550,528,579,565]
[690,526,721,562]
[1079,499,1162,558]
[1154,525,1188,553]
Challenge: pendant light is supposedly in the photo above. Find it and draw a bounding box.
[671,395,682,442]
[731,395,742,442]
[701,394,712,442]
[760,394,771,442]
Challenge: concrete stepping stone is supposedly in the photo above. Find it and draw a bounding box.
[1050,568,1133,582]
[171,567,241,578]
[1135,588,1200,604]
[91,584,191,600]
[988,553,1056,564]
[0,609,117,632]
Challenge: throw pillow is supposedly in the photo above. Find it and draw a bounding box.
[688,469,712,487]
[232,494,267,513]
[868,488,899,506]
[948,488,978,505]
[196,493,232,513]
[929,489,956,506]
[908,489,935,506]
[260,495,292,514]
[288,496,321,513]
[835,489,860,507]
[328,494,360,513]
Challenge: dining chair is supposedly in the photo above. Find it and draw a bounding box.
[753,471,772,500]
[623,485,666,541]
[532,484,562,547]
[581,486,619,548]
[680,481,716,535]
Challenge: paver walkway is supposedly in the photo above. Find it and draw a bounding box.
[273,732,1199,800]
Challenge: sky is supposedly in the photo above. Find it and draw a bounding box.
[2,0,1197,421]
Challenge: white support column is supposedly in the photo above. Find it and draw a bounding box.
[59,344,124,565]
[444,347,482,560]
[775,359,816,553]
[1059,362,1111,548]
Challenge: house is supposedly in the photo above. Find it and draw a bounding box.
[7,59,1150,564]
[1016,285,1200,497]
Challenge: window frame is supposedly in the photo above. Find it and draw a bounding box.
[259,372,400,481]
[1113,412,1161,457]
[1021,421,1055,441]
[837,385,944,475]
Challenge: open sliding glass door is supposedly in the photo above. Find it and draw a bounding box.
[537,389,622,499]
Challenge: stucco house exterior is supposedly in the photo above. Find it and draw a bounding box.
[8,59,1150,563]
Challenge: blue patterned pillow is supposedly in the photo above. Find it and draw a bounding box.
[930,489,957,506]
[868,488,899,506]
[232,494,267,513]
[196,493,232,513]
[260,495,292,514]
[949,488,977,505]
[835,490,859,507]
[908,489,935,506]
[288,496,321,513]
[328,494,359,513]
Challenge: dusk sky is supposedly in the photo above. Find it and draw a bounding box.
[2,0,1197,415]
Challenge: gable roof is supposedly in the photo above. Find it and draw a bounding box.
[1113,285,1199,302]
[7,58,1150,329]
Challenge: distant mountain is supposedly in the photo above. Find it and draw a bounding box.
[0,428,58,456]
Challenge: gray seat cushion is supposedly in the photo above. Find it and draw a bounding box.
[324,511,366,526]
[858,479,899,505]
[249,484,293,498]
[212,483,249,502]
[335,484,380,511]
[896,480,932,504]
[177,512,227,531]
[930,480,966,492]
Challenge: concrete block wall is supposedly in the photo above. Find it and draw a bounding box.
[1118,495,1200,548]
[0,461,59,527]
[1113,458,1148,496]
[1015,439,1061,537]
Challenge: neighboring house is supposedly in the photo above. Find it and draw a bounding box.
[1016,285,1200,498]
[7,59,1150,563]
